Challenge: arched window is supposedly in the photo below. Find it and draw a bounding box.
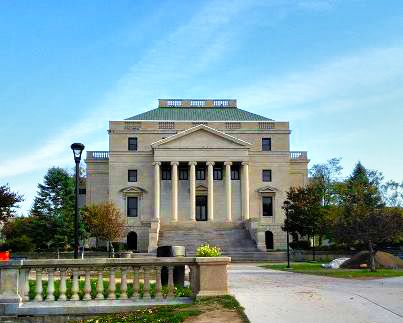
[265,231,274,250]
[127,231,138,250]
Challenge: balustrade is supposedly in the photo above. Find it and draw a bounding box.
[0,257,230,316]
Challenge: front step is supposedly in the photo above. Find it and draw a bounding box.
[158,223,273,262]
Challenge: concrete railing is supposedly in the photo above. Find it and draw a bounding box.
[86,151,109,160]
[0,257,230,316]
[290,151,308,160]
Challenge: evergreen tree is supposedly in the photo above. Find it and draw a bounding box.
[31,167,75,249]
[0,184,23,222]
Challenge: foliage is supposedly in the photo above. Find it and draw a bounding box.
[82,202,125,255]
[289,240,311,250]
[309,157,342,206]
[331,162,403,271]
[0,184,23,222]
[261,262,403,279]
[1,216,60,251]
[196,243,221,257]
[30,167,77,248]
[282,183,331,260]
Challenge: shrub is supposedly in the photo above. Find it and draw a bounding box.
[7,235,35,252]
[289,240,311,250]
[196,244,221,257]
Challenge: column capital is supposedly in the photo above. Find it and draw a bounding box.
[224,161,233,166]
[241,161,249,166]
[170,161,180,166]
[152,161,162,166]
[206,161,215,166]
[188,161,197,166]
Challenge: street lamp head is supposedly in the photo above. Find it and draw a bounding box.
[71,143,85,162]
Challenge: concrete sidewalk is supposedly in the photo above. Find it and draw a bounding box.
[229,263,403,323]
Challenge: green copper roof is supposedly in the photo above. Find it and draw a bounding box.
[126,107,272,121]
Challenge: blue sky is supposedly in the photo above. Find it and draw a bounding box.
[1,0,403,214]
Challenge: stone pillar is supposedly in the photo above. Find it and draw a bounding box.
[224,162,232,222]
[207,161,215,222]
[153,162,161,221]
[171,161,179,222]
[241,162,250,220]
[189,161,197,221]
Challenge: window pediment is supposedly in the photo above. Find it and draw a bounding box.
[120,186,147,198]
[257,185,280,194]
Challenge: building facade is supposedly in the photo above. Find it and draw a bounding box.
[85,99,308,253]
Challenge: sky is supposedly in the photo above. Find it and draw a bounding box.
[1,0,403,214]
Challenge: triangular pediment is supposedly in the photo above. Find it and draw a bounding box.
[151,124,251,149]
[195,184,208,192]
[120,186,147,194]
[257,185,280,193]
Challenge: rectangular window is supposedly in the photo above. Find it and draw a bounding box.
[127,197,138,217]
[179,168,188,180]
[213,167,222,180]
[79,188,86,195]
[262,170,272,182]
[231,168,240,180]
[262,196,273,217]
[161,168,171,180]
[128,170,137,182]
[196,167,205,180]
[262,138,271,151]
[128,137,138,151]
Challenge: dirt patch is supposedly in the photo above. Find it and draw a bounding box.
[341,251,403,269]
[184,309,244,323]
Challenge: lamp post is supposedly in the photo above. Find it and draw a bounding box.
[286,212,290,269]
[71,143,85,259]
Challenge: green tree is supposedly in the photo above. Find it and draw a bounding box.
[0,184,23,222]
[31,167,76,248]
[332,162,403,271]
[282,183,329,260]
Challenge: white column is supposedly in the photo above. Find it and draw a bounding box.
[153,162,161,221]
[189,161,197,221]
[171,161,179,222]
[224,162,232,222]
[207,161,215,222]
[242,162,250,220]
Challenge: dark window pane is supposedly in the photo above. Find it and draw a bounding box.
[79,188,86,195]
[161,168,171,180]
[213,168,222,180]
[262,196,273,217]
[127,197,138,217]
[196,168,205,180]
[262,170,272,182]
[262,138,271,151]
[128,170,137,182]
[231,168,240,180]
[128,137,138,151]
[179,168,188,180]
[196,195,208,221]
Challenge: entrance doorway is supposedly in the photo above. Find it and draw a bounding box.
[265,231,274,250]
[127,231,137,250]
[196,195,208,221]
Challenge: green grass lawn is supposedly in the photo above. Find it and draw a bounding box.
[261,262,403,279]
[70,295,249,323]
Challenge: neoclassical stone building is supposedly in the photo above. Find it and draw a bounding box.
[85,99,308,256]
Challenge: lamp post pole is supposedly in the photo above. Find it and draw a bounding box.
[71,143,85,259]
[286,211,290,269]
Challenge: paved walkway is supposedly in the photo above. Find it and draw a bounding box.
[229,263,403,323]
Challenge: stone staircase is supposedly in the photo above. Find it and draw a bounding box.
[158,223,276,262]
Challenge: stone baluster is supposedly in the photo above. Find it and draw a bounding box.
[71,268,80,301]
[131,267,139,300]
[155,266,162,300]
[83,268,92,300]
[96,269,104,300]
[167,266,175,299]
[34,268,43,302]
[108,268,116,299]
[46,268,55,301]
[23,268,30,302]
[59,269,67,301]
[120,267,128,299]
[143,267,151,300]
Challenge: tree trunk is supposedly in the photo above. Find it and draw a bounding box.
[368,241,376,272]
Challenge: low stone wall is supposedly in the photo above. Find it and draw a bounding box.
[0,257,231,318]
[292,250,355,262]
